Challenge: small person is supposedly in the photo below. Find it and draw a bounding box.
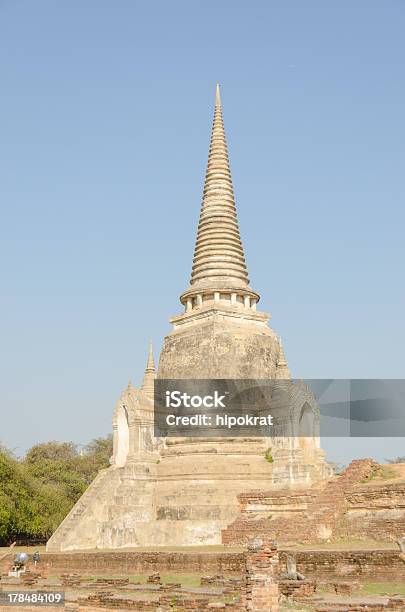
[33,551,40,566]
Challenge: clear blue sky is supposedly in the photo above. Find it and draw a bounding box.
[1,1,404,464]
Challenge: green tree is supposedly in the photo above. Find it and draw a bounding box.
[25,441,78,464]
[74,435,113,484]
[0,447,71,543]
[24,441,86,502]
[0,435,112,544]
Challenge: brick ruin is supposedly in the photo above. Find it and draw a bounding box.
[243,538,279,611]
[222,459,405,545]
[2,536,405,610]
[2,546,405,585]
[0,540,279,611]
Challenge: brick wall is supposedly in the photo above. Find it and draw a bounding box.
[2,549,402,583]
[337,483,405,540]
[280,550,405,581]
[0,551,245,576]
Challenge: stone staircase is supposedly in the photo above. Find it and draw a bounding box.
[46,467,119,551]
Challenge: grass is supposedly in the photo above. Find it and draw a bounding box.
[280,602,313,611]
[360,582,405,596]
[161,574,202,587]
[361,464,399,483]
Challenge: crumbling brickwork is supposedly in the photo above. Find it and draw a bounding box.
[9,551,245,577]
[243,538,279,611]
[280,550,405,581]
[223,459,405,545]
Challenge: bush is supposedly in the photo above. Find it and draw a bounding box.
[0,435,112,545]
[264,448,274,463]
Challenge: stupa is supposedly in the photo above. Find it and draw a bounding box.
[47,85,330,552]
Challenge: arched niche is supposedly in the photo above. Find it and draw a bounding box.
[115,404,129,467]
[298,402,315,451]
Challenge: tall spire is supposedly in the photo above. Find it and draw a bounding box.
[141,342,156,396]
[180,85,259,308]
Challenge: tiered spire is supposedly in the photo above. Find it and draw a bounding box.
[141,342,156,396]
[181,85,259,307]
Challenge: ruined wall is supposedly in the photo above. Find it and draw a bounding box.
[2,549,403,583]
[337,482,405,541]
[223,460,405,545]
[280,550,405,582]
[244,539,279,611]
[9,551,245,576]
